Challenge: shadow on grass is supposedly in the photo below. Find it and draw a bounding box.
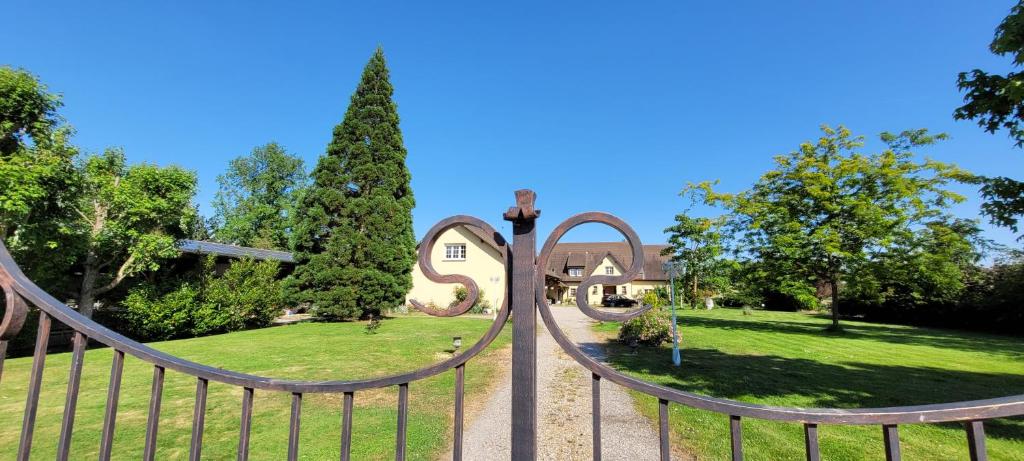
[591,341,1024,441]
[681,315,1024,359]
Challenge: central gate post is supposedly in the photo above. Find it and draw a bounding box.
[505,189,540,460]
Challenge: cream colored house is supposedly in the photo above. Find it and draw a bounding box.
[405,226,670,309]
[542,241,671,305]
[406,226,507,310]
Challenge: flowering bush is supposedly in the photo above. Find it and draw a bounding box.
[618,309,672,346]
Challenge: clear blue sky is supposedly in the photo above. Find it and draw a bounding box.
[3,1,1022,249]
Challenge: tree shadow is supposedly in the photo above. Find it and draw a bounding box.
[681,315,1024,360]
[587,342,1024,442]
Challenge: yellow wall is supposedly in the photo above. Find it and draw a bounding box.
[406,226,505,310]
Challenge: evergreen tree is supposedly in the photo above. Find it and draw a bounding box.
[290,48,416,319]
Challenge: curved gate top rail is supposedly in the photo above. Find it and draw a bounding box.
[0,188,1021,461]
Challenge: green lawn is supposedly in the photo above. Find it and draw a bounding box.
[0,315,510,460]
[593,308,1024,460]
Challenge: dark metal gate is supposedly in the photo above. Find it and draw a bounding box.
[1,189,1022,460]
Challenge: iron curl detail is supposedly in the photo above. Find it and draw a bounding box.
[410,215,510,317]
[535,211,651,322]
[0,268,28,341]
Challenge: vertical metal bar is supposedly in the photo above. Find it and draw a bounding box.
[288,392,302,461]
[17,312,51,461]
[658,399,670,461]
[143,366,165,461]
[883,424,901,461]
[453,365,465,461]
[965,420,987,461]
[592,373,601,461]
[189,377,208,461]
[340,392,354,461]
[98,349,124,461]
[0,340,7,384]
[238,387,254,461]
[730,415,743,461]
[396,383,409,461]
[803,423,820,461]
[57,331,87,460]
[506,189,539,461]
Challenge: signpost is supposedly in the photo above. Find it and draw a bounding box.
[663,261,684,367]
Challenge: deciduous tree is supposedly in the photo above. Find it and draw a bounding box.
[212,142,307,250]
[955,1,1024,239]
[663,182,731,307]
[73,148,197,317]
[704,126,969,330]
[0,67,80,289]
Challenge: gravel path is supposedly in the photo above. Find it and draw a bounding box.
[446,306,677,460]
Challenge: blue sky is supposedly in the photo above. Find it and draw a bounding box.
[3,1,1022,249]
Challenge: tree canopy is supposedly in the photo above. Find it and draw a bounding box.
[702,125,969,329]
[955,1,1024,239]
[663,182,731,306]
[212,142,307,250]
[73,148,197,317]
[290,47,417,319]
[0,67,80,290]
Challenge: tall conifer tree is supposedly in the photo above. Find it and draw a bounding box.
[290,47,416,319]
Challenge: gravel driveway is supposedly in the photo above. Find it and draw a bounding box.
[445,306,682,460]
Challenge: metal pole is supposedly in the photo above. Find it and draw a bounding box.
[670,266,680,366]
[505,190,539,460]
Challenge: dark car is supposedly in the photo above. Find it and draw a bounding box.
[601,294,637,307]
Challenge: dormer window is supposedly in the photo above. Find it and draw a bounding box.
[605,266,614,275]
[568,266,583,277]
[445,244,466,261]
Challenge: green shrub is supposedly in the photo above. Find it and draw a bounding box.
[123,256,286,340]
[618,309,672,346]
[450,286,491,314]
[196,257,284,334]
[639,290,665,309]
[124,282,201,340]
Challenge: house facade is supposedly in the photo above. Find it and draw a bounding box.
[406,226,508,310]
[405,226,670,309]
[542,241,671,305]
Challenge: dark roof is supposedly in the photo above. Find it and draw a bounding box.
[545,241,670,282]
[177,240,295,263]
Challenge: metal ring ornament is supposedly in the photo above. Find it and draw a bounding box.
[0,230,511,393]
[409,215,509,317]
[536,211,651,322]
[0,271,28,341]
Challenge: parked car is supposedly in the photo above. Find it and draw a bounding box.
[601,294,637,307]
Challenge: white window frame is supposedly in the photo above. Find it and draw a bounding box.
[605,266,614,275]
[444,243,466,261]
[569,288,577,297]
[568,266,583,277]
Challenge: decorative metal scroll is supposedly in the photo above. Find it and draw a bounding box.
[0,189,1022,461]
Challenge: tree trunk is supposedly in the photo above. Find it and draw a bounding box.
[829,278,840,330]
[692,276,698,309]
[78,200,106,319]
[78,254,98,318]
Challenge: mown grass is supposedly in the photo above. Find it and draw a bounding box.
[592,308,1024,460]
[0,315,509,460]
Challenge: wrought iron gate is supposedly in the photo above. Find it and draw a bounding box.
[1,189,1022,460]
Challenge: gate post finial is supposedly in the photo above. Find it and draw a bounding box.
[504,189,540,221]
